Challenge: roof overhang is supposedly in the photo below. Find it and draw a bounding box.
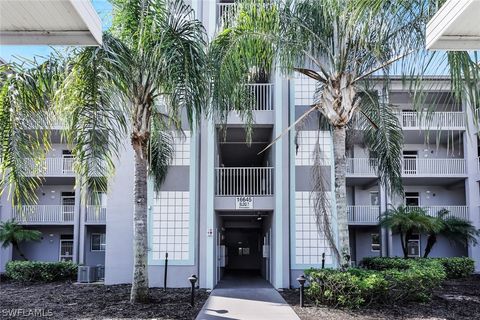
[0,0,102,46]
[426,0,480,50]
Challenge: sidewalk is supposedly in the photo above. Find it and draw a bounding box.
[195,273,300,320]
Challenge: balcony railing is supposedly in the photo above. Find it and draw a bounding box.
[245,83,274,110]
[346,158,466,176]
[347,205,469,224]
[402,158,466,176]
[25,157,74,177]
[13,205,75,224]
[346,158,377,176]
[217,3,236,27]
[85,205,107,223]
[398,111,465,129]
[347,205,380,224]
[405,206,469,220]
[216,167,274,196]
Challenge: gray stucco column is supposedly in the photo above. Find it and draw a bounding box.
[379,183,389,256]
[463,102,480,271]
[78,191,87,265]
[0,193,13,272]
[72,182,82,264]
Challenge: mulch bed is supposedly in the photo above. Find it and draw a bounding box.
[281,275,480,320]
[0,281,209,319]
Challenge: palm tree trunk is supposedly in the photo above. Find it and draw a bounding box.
[423,233,437,258]
[13,242,28,261]
[332,125,350,266]
[130,140,149,303]
[399,232,408,258]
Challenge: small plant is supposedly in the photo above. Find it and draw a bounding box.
[5,260,77,282]
[0,220,42,261]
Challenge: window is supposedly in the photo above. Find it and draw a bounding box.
[405,192,420,206]
[407,234,420,257]
[371,233,380,252]
[91,233,106,251]
[59,235,74,261]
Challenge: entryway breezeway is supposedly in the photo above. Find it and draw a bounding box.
[214,212,273,287]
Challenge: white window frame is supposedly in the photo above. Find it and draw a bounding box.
[405,192,420,207]
[407,233,421,258]
[371,233,381,252]
[370,191,380,206]
[91,233,106,252]
[59,239,74,261]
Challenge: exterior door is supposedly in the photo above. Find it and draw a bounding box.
[61,192,75,221]
[403,151,418,175]
[62,150,73,174]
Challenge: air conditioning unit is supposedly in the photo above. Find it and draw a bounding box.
[96,265,105,281]
[78,266,96,283]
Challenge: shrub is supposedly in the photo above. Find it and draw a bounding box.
[5,260,77,282]
[305,268,388,308]
[305,262,446,308]
[361,256,474,279]
[435,257,474,279]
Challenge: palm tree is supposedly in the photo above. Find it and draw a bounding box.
[0,0,207,303]
[209,0,480,266]
[380,205,437,258]
[423,209,480,258]
[0,220,42,261]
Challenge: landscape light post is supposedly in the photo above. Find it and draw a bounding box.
[188,275,198,307]
[297,275,306,307]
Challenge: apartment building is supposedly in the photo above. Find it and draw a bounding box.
[1,1,479,290]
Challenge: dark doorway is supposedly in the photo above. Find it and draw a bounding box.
[225,228,262,274]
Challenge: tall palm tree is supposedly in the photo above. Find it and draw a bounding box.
[0,220,42,261]
[380,205,437,258]
[209,0,480,266]
[1,0,207,303]
[423,209,480,258]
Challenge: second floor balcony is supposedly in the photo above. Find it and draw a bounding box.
[215,167,274,196]
[348,205,469,225]
[14,205,75,224]
[398,111,465,130]
[85,205,107,224]
[26,157,74,177]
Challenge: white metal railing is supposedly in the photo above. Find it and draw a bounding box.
[347,205,380,224]
[216,167,274,196]
[217,3,236,27]
[245,83,274,110]
[13,205,75,223]
[399,111,465,129]
[85,205,107,223]
[402,158,466,175]
[346,158,377,176]
[25,157,74,176]
[405,206,469,220]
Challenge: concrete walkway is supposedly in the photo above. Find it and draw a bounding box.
[196,272,300,320]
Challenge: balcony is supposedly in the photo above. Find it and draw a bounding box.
[26,157,74,177]
[347,205,469,224]
[346,158,466,177]
[346,158,377,177]
[215,167,274,196]
[398,111,465,130]
[85,205,106,224]
[401,158,466,176]
[13,205,75,224]
[347,205,380,225]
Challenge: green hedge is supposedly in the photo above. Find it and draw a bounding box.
[305,261,446,308]
[361,257,474,279]
[5,261,77,282]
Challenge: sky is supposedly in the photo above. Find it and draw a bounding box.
[0,1,112,62]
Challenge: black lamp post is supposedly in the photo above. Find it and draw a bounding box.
[188,275,198,307]
[297,275,306,307]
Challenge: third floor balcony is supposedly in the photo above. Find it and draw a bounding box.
[25,157,74,177]
[346,158,467,177]
[215,167,274,196]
